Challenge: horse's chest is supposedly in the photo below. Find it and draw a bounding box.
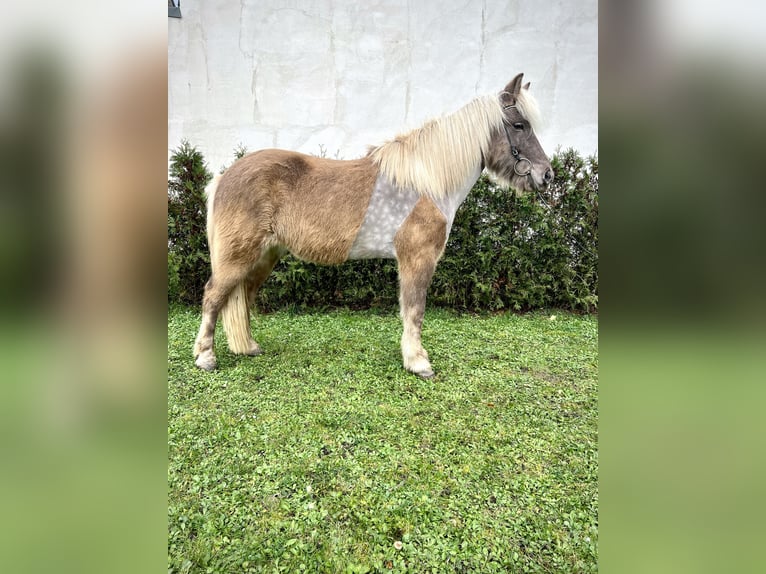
[347,168,478,261]
[347,176,421,260]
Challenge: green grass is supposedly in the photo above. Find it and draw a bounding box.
[168,306,598,573]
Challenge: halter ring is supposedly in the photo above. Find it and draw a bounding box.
[514,158,532,177]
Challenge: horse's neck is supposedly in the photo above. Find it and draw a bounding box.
[432,162,483,238]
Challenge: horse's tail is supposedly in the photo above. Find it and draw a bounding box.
[222,284,252,354]
[204,174,222,258]
[205,174,253,354]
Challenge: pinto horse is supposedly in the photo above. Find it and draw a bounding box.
[194,74,552,378]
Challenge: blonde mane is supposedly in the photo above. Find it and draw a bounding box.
[369,89,541,199]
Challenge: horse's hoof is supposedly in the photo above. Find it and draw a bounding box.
[245,344,263,356]
[407,366,435,379]
[405,356,434,379]
[195,351,217,371]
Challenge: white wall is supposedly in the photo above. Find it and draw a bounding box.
[168,0,597,171]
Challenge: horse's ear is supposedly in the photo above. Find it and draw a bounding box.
[503,73,525,96]
[501,73,524,106]
[523,81,531,90]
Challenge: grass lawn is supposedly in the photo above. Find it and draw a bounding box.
[168,306,598,573]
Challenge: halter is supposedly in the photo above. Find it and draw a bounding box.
[502,104,532,177]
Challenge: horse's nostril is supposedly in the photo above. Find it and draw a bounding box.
[544,168,553,183]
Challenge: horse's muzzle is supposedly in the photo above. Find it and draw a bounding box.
[529,166,553,191]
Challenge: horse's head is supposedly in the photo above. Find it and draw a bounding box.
[485,74,553,191]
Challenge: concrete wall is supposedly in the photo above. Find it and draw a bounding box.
[168,0,597,171]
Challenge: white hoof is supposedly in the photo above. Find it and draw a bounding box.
[405,356,434,379]
[195,350,217,371]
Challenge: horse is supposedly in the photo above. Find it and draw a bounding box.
[193,73,552,378]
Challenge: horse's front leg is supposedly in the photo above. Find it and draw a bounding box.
[398,266,436,377]
[394,198,447,379]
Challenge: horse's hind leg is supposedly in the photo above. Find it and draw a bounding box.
[194,244,281,370]
[246,246,284,309]
[193,269,244,371]
[394,198,447,378]
[193,255,258,370]
[237,245,283,354]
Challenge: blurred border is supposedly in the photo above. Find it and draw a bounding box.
[0,3,167,573]
[600,0,765,572]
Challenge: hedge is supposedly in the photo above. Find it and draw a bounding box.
[168,143,597,312]
[167,141,212,304]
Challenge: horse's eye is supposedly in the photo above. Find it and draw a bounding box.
[513,122,524,130]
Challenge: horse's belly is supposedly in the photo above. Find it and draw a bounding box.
[347,175,420,260]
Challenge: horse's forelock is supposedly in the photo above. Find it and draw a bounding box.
[515,88,542,134]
